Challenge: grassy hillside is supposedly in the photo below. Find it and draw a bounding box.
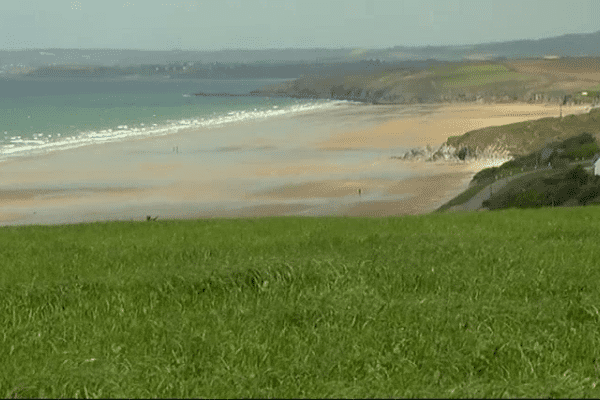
[3,211,600,397]
[446,108,600,158]
[254,60,541,104]
[254,57,600,106]
[428,63,533,90]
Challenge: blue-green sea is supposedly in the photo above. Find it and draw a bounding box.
[0,76,341,162]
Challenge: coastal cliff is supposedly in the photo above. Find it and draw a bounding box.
[251,59,600,106]
[393,107,600,172]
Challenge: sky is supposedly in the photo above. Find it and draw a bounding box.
[1,0,600,51]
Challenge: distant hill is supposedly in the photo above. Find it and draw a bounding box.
[375,30,600,61]
[0,48,355,70]
[251,58,600,105]
[2,30,600,71]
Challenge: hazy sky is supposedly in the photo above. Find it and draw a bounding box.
[2,0,599,51]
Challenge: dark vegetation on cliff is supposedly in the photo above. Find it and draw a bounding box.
[446,131,600,211]
[481,163,600,210]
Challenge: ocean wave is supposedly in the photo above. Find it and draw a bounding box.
[0,99,350,162]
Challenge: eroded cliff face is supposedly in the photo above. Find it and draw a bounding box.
[391,143,513,163]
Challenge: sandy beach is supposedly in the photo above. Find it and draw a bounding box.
[0,102,591,225]
[317,103,592,150]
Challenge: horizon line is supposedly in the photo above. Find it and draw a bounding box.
[1,28,599,53]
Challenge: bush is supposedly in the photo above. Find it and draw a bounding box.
[562,142,600,161]
[512,189,544,208]
[473,166,500,182]
[550,157,570,169]
[577,185,600,205]
[560,132,596,149]
[541,181,580,206]
[513,152,543,169]
[565,165,591,186]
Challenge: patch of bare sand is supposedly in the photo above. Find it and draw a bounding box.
[317,103,592,150]
[248,161,478,216]
[137,162,184,176]
[141,180,238,202]
[250,178,391,199]
[341,171,475,216]
[198,203,315,218]
[0,180,236,213]
[0,187,141,208]
[252,157,399,177]
[0,212,25,222]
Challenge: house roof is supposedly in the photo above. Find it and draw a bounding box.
[593,153,600,165]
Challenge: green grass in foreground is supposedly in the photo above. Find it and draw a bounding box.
[3,210,600,398]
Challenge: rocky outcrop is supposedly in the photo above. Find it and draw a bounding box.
[391,143,513,163]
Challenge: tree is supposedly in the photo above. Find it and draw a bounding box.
[566,165,590,186]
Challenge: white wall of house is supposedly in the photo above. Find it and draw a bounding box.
[595,159,600,176]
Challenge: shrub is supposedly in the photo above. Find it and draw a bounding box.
[473,166,499,182]
[577,185,600,205]
[560,132,596,149]
[562,142,600,160]
[550,157,570,170]
[512,189,544,208]
[541,181,580,206]
[565,165,591,186]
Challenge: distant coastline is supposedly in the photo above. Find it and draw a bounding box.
[251,57,600,107]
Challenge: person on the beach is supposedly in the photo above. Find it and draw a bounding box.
[358,188,361,197]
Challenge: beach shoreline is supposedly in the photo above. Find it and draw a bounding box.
[0,102,591,225]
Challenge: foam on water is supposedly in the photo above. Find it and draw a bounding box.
[0,99,350,162]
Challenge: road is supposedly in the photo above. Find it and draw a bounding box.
[445,166,569,212]
[446,159,596,212]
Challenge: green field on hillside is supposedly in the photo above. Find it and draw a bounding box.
[3,210,600,398]
[429,63,534,89]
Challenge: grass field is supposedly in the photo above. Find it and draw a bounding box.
[4,210,600,398]
[429,63,534,89]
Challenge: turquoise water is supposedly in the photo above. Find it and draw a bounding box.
[0,76,340,161]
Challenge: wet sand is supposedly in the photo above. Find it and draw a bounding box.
[0,102,591,225]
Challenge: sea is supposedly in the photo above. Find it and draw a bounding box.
[0,75,346,163]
